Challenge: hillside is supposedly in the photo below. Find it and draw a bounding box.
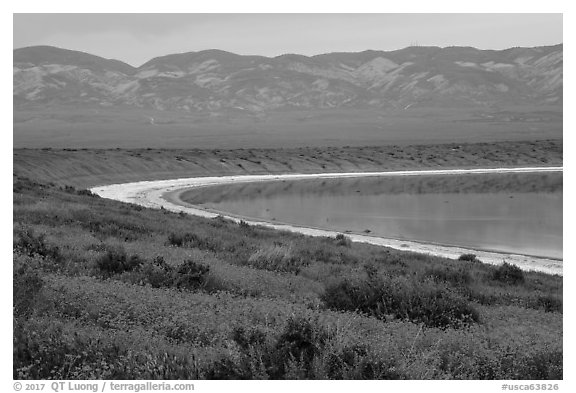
[14,44,562,111]
[13,140,563,189]
[13,44,563,149]
[13,146,563,380]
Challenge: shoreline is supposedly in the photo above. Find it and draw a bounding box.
[91,166,563,276]
[165,188,563,262]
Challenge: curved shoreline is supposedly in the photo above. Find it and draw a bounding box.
[90,166,563,276]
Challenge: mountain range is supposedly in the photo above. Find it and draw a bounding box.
[14,44,563,113]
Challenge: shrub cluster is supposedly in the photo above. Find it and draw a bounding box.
[95,251,210,291]
[61,185,98,197]
[95,248,143,276]
[458,253,479,262]
[335,234,352,247]
[205,316,325,379]
[14,228,62,262]
[531,294,562,313]
[492,262,525,285]
[322,276,479,329]
[206,316,401,379]
[173,259,211,290]
[167,232,221,252]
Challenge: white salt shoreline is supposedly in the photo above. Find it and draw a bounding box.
[90,166,563,276]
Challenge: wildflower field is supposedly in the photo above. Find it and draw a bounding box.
[13,141,563,379]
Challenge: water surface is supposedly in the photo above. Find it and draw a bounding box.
[180,172,562,259]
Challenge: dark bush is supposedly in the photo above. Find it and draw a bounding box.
[275,316,326,364]
[231,326,267,350]
[492,262,525,285]
[76,189,98,197]
[174,260,210,290]
[61,185,77,194]
[61,185,97,197]
[136,256,175,288]
[322,277,480,329]
[533,294,562,313]
[14,228,62,262]
[324,343,405,379]
[335,234,352,247]
[270,316,330,378]
[239,220,251,229]
[206,316,331,379]
[458,254,478,262]
[167,232,221,252]
[167,232,186,247]
[325,344,366,378]
[95,248,143,276]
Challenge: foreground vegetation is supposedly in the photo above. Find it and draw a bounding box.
[13,172,562,379]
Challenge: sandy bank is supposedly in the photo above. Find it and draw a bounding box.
[91,166,563,275]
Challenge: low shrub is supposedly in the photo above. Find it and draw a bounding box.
[207,315,407,379]
[458,254,478,262]
[323,344,404,379]
[239,220,251,229]
[532,294,562,313]
[207,316,331,379]
[95,248,143,276]
[231,326,268,351]
[14,228,62,262]
[492,262,525,285]
[167,232,221,252]
[274,316,329,367]
[174,259,210,290]
[135,256,175,288]
[335,234,352,247]
[119,256,210,292]
[76,189,98,197]
[322,276,480,329]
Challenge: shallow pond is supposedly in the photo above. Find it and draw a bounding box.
[180,172,563,259]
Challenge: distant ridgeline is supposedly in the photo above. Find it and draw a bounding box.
[13,44,562,112]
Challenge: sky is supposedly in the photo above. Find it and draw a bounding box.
[13,13,563,67]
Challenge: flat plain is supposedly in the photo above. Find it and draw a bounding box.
[13,106,562,149]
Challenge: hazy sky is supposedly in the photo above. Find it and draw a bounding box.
[13,14,563,67]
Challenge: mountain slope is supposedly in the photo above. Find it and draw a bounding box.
[13,44,562,113]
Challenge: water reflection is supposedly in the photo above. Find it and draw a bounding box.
[180,173,563,259]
